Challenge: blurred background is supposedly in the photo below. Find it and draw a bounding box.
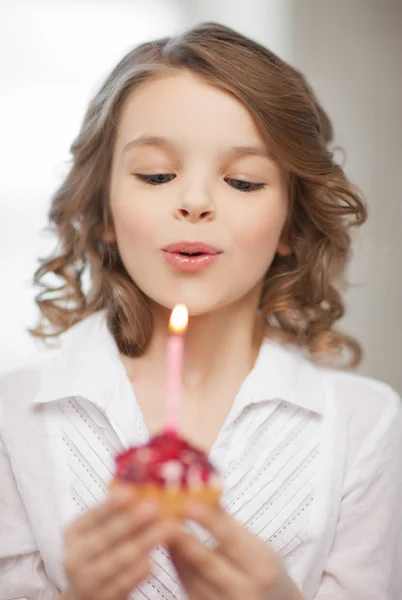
[0,0,401,392]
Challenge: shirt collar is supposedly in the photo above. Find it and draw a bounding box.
[32,311,324,416]
[231,339,325,416]
[31,311,124,411]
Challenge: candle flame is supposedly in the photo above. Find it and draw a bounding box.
[169,304,188,334]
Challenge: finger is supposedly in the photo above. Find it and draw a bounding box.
[95,500,161,555]
[67,502,163,564]
[99,558,149,600]
[68,485,136,538]
[170,544,223,600]
[184,503,261,571]
[96,520,178,584]
[169,530,244,593]
[69,520,177,596]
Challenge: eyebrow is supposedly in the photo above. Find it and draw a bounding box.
[123,135,175,154]
[227,145,274,161]
[122,135,274,160]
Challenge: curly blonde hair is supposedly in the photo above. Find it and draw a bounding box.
[31,22,367,368]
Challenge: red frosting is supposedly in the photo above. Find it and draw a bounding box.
[114,431,218,489]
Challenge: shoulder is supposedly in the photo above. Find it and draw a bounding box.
[274,340,402,462]
[0,351,59,416]
[257,339,400,426]
[318,366,402,472]
[0,312,107,409]
[321,366,400,427]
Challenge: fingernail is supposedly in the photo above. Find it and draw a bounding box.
[110,485,135,505]
[137,501,160,519]
[184,501,201,515]
[184,502,210,520]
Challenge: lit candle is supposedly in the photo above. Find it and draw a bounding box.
[165,304,188,435]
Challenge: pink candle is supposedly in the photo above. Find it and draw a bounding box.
[165,304,188,435]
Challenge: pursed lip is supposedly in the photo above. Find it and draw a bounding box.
[161,241,223,272]
[162,242,222,256]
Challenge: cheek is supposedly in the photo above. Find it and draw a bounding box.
[111,194,159,248]
[234,205,287,261]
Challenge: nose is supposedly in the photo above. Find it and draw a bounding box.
[174,187,216,223]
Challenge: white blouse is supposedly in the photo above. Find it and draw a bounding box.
[0,311,401,600]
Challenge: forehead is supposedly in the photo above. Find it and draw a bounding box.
[115,71,266,151]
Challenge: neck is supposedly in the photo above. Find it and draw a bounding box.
[124,287,264,393]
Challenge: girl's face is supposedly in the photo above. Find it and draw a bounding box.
[108,71,289,316]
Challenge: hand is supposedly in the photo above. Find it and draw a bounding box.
[62,484,176,600]
[168,502,302,600]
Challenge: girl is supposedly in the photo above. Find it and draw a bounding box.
[1,22,401,600]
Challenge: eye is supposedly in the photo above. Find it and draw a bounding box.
[135,174,176,185]
[225,178,265,192]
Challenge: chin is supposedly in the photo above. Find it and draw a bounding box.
[162,297,221,317]
[148,288,244,319]
[134,275,258,318]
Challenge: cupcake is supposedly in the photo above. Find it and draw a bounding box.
[110,431,222,518]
